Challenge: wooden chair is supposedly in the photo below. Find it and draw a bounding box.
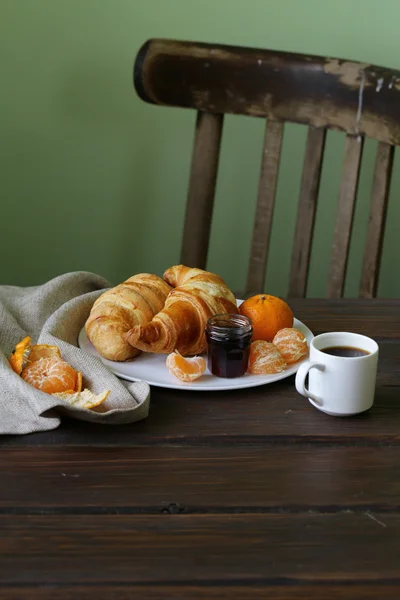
[133,39,400,298]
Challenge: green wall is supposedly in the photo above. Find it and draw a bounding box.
[1,0,399,297]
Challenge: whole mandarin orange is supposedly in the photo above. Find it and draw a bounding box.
[239,294,293,342]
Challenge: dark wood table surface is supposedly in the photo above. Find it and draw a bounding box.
[1,299,400,600]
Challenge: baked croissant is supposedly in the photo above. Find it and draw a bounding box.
[85,273,171,361]
[125,265,238,356]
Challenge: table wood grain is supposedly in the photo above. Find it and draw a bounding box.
[1,299,399,600]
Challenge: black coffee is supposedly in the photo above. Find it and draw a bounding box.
[321,346,370,358]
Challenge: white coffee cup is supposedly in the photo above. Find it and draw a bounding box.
[295,331,379,417]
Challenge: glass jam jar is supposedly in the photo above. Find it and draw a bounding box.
[206,314,253,378]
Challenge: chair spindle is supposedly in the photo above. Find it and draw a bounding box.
[288,127,327,298]
[181,111,224,268]
[246,119,284,295]
[327,135,365,298]
[360,142,394,298]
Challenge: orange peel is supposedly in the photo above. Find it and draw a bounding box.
[75,371,83,393]
[9,336,32,374]
[28,344,62,364]
[53,388,110,409]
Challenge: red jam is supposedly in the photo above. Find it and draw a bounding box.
[206,314,253,378]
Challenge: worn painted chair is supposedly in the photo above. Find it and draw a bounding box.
[133,39,399,297]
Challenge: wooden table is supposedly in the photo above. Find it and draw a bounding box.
[1,299,400,600]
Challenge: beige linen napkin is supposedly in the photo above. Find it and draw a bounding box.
[0,271,150,435]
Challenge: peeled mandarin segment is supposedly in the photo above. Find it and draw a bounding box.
[9,336,32,374]
[21,357,80,394]
[248,340,287,375]
[166,351,206,382]
[52,388,110,409]
[239,294,293,342]
[272,328,308,364]
[28,344,62,364]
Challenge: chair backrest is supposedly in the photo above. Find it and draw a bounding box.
[133,39,400,298]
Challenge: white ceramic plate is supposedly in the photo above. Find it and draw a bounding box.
[78,300,314,391]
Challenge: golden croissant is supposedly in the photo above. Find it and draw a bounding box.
[125,265,238,356]
[85,273,171,361]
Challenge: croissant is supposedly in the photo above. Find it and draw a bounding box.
[125,265,238,356]
[85,273,171,361]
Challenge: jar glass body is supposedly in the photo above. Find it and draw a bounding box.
[206,314,253,378]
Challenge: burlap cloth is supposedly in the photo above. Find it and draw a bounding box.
[0,271,150,435]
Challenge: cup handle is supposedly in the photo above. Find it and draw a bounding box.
[295,361,325,406]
